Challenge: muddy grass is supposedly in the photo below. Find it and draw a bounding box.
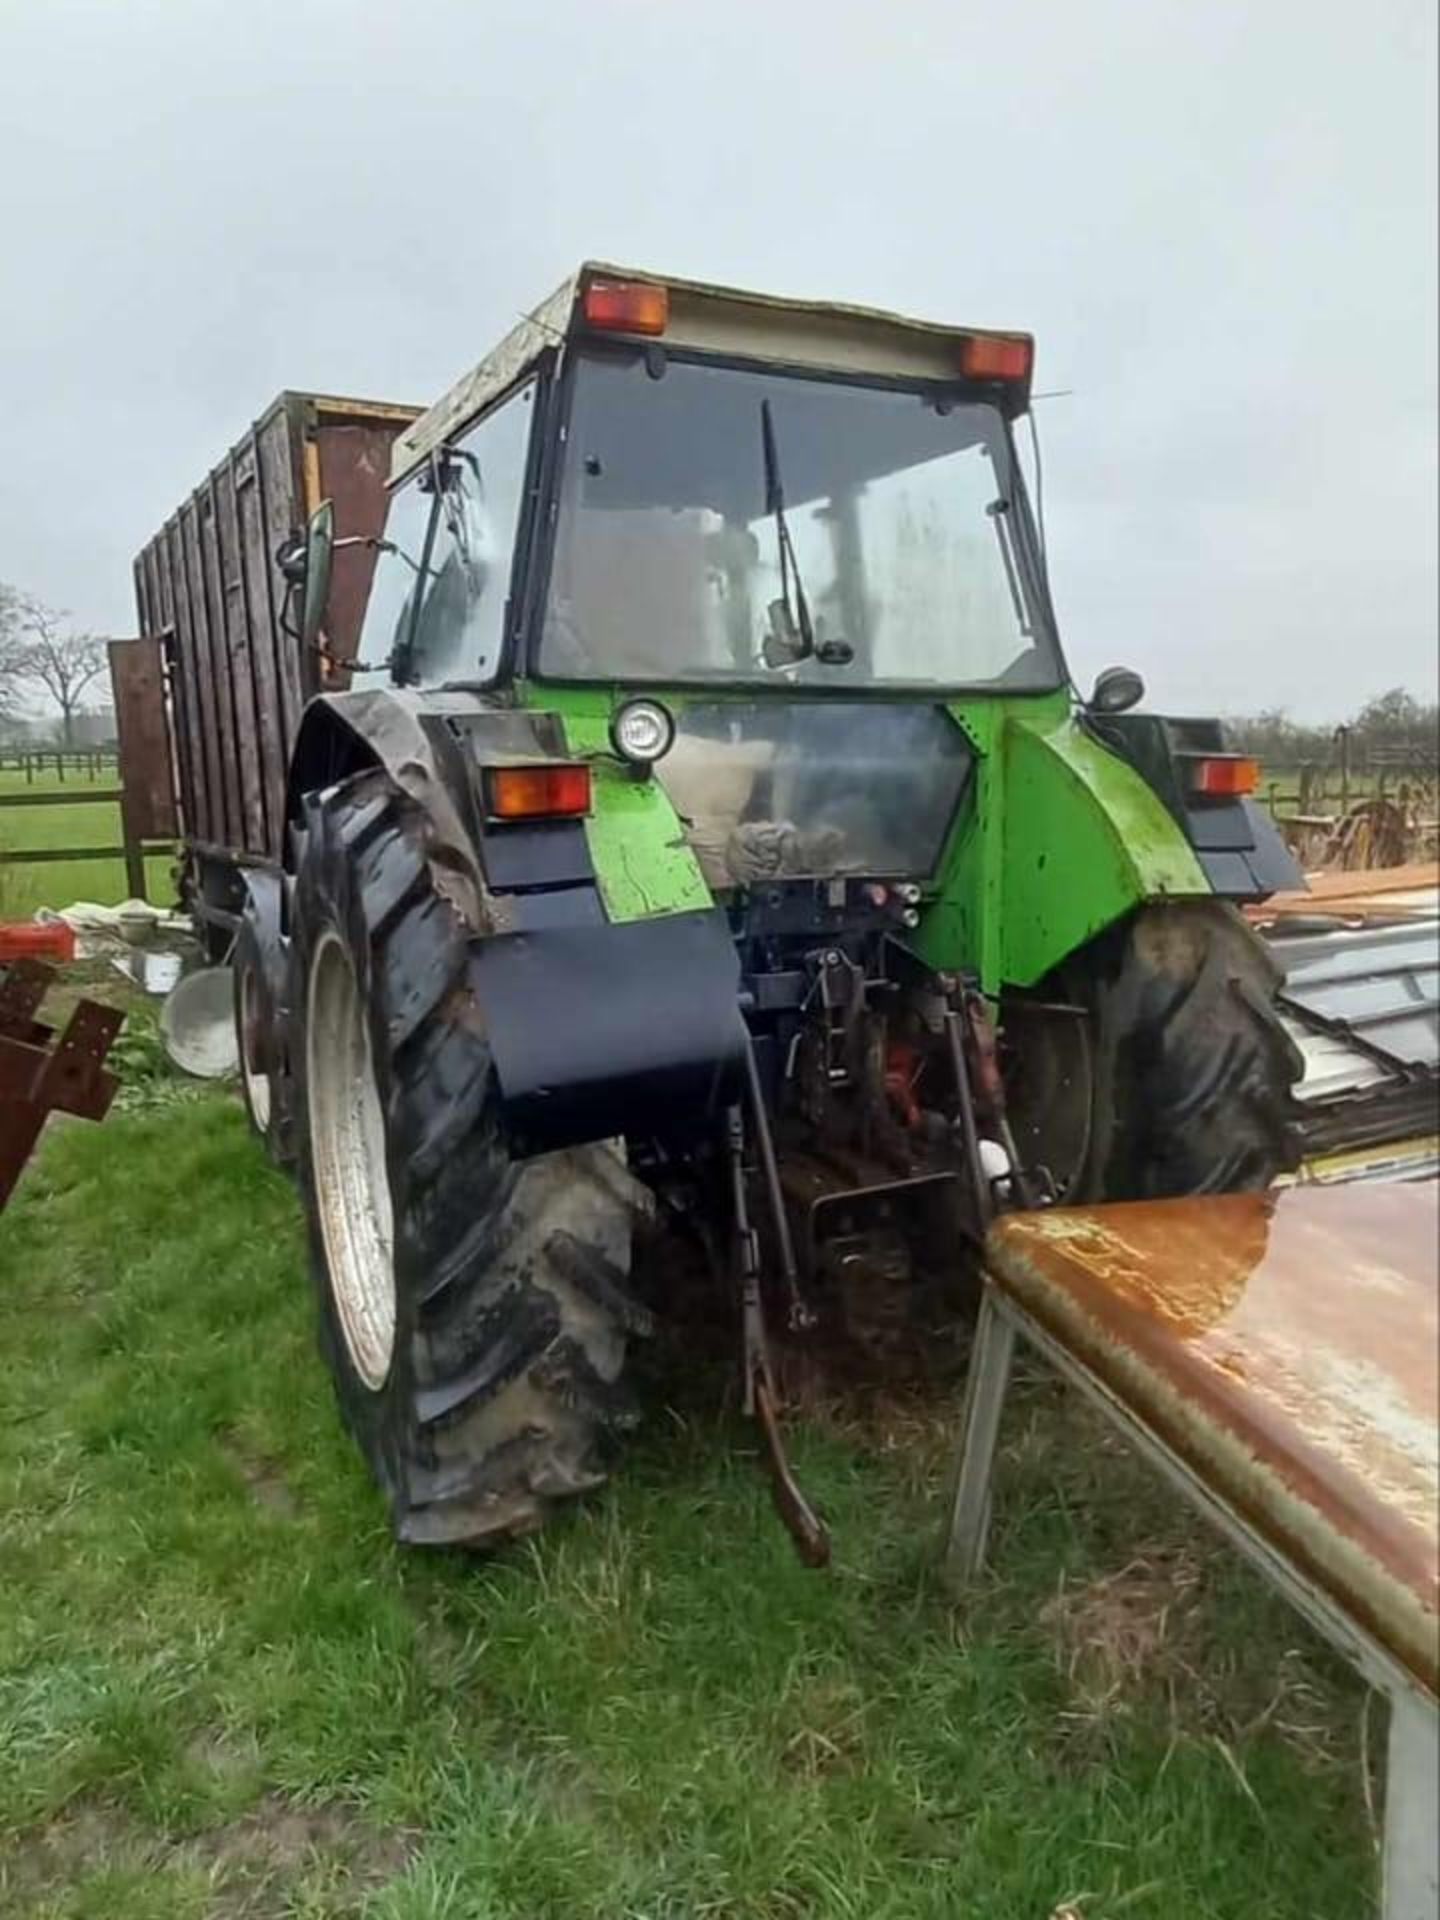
[1,1782,416,1915]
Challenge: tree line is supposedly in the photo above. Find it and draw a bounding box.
[1,584,107,745]
[1226,688,1439,770]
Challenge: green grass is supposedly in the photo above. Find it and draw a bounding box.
[0,765,173,918]
[0,1094,1377,1918]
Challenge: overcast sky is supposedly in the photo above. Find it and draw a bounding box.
[2,0,1435,722]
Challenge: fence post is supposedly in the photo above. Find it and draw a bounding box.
[119,791,147,902]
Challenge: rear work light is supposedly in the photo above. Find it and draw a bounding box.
[582,278,670,336]
[485,764,593,820]
[1186,756,1260,798]
[958,333,1034,383]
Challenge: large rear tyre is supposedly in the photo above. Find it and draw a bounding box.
[290,770,650,1548]
[1005,901,1303,1201]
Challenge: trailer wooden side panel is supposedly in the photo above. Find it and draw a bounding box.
[132,392,415,868]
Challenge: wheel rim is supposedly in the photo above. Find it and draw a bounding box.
[306,931,396,1390]
[238,960,272,1134]
[1001,999,1095,1202]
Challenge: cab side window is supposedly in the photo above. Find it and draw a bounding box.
[349,475,432,694]
[406,381,536,687]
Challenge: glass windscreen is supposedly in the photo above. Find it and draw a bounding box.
[659,702,973,887]
[541,353,1058,690]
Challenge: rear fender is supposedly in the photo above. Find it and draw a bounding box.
[288,689,582,935]
[287,690,744,1156]
[237,867,286,1008]
[919,709,1211,991]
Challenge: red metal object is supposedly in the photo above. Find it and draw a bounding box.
[0,922,76,965]
[0,959,123,1211]
[962,989,1005,1115]
[884,1040,924,1130]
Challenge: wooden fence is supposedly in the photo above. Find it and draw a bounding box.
[0,748,119,785]
[0,784,172,901]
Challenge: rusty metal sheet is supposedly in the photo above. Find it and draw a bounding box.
[0,962,122,1209]
[985,1185,1440,1694]
[108,637,179,839]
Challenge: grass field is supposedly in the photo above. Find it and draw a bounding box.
[0,1078,1379,1918]
[0,764,174,918]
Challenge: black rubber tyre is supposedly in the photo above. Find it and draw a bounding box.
[289,769,652,1548]
[233,918,291,1166]
[1006,900,1303,1201]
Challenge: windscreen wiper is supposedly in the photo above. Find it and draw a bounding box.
[985,496,1034,638]
[760,399,815,661]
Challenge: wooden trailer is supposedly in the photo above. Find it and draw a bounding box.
[123,391,415,947]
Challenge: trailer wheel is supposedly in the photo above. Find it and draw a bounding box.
[233,921,287,1163]
[1005,901,1303,1200]
[290,770,650,1549]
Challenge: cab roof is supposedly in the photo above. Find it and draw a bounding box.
[389,261,1033,485]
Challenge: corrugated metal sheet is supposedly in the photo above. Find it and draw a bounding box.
[1273,920,1439,1097]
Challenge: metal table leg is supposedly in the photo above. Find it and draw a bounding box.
[940,1287,1017,1591]
[1385,1685,1439,1920]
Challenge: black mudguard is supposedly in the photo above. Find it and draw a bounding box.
[469,910,747,1156]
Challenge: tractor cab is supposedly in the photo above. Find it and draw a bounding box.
[313,266,1068,903]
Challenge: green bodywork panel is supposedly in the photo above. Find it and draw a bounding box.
[523,681,1210,992]
[919,694,1209,991]
[532,686,712,922]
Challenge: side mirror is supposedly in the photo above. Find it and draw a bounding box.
[275,501,335,652]
[762,599,807,669]
[1089,666,1145,715]
[300,500,335,651]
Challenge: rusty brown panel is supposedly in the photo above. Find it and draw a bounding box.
[986,1184,1440,1692]
[177,504,225,848]
[197,479,242,849]
[108,638,178,838]
[256,406,306,751]
[314,416,409,684]
[234,432,288,858]
[213,461,267,854]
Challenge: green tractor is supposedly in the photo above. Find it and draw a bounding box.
[240,263,1303,1559]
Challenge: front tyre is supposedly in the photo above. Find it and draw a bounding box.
[290,769,650,1548]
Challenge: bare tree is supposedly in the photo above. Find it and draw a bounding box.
[14,597,107,745]
[0,583,29,725]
